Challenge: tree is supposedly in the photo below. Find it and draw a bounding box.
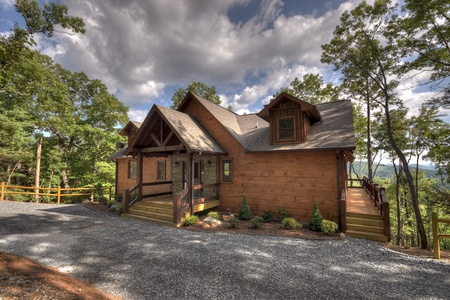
[274,73,341,104]
[171,81,220,109]
[321,0,429,248]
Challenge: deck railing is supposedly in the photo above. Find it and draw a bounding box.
[432,212,450,259]
[122,181,173,213]
[362,177,391,241]
[122,183,139,214]
[193,182,219,204]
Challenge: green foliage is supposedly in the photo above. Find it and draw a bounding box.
[207,211,220,220]
[282,217,298,230]
[321,220,338,235]
[238,195,252,220]
[171,81,221,109]
[251,216,263,228]
[106,199,116,208]
[183,215,199,226]
[116,205,123,214]
[261,210,274,223]
[98,196,108,205]
[309,201,323,232]
[274,73,341,104]
[276,208,290,223]
[229,216,240,228]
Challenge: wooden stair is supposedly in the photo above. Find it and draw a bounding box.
[122,201,179,227]
[346,212,388,243]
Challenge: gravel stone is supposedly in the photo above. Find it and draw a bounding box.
[0,201,449,300]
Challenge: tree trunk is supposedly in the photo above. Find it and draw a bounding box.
[34,136,42,202]
[393,160,402,245]
[61,169,70,189]
[366,84,373,181]
[383,100,428,249]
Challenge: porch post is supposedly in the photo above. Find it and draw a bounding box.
[186,152,194,215]
[137,152,144,201]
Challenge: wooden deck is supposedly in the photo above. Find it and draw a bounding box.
[347,188,379,215]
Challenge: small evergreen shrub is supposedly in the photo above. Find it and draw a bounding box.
[277,208,290,223]
[238,195,252,220]
[321,219,338,235]
[282,217,298,230]
[229,216,240,228]
[106,199,116,208]
[251,216,263,228]
[183,215,199,226]
[98,196,108,204]
[261,210,274,223]
[207,211,220,220]
[309,201,324,232]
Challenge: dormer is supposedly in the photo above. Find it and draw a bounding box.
[257,93,321,145]
[119,121,142,148]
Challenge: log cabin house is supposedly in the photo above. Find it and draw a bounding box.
[110,92,390,242]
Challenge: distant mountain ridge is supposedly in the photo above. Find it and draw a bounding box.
[351,161,440,180]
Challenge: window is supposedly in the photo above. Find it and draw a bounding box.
[128,160,137,179]
[194,161,204,181]
[278,116,295,140]
[222,159,232,182]
[157,160,166,180]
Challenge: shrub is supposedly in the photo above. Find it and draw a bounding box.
[251,216,263,228]
[261,210,274,223]
[282,217,298,230]
[183,215,199,226]
[115,193,123,202]
[116,204,123,214]
[229,216,240,228]
[309,201,323,232]
[207,211,220,220]
[238,195,252,220]
[277,208,290,223]
[321,219,338,235]
[98,196,108,205]
[106,199,116,208]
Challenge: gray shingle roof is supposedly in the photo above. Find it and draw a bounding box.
[156,105,226,154]
[240,100,355,152]
[109,147,129,160]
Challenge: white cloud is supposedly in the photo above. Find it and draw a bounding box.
[128,109,149,123]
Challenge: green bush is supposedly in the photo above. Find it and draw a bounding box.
[116,204,123,214]
[98,196,108,204]
[309,201,323,232]
[261,210,274,223]
[238,195,252,220]
[207,211,220,220]
[229,216,240,228]
[277,208,290,223]
[183,215,199,226]
[321,219,338,235]
[115,193,123,202]
[282,217,298,230]
[106,199,116,208]
[251,216,263,228]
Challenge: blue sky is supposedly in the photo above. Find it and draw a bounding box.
[0,0,446,124]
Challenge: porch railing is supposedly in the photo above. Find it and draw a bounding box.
[193,182,219,204]
[362,177,391,241]
[339,188,347,232]
[122,183,139,214]
[142,181,172,198]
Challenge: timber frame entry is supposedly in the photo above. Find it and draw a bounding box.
[122,105,224,225]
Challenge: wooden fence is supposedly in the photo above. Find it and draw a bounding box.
[0,182,113,204]
[432,212,450,260]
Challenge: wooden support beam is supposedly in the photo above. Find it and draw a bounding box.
[162,131,174,147]
[149,131,162,147]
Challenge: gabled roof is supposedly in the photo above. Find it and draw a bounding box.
[119,121,142,136]
[257,92,322,123]
[109,147,129,160]
[126,104,225,155]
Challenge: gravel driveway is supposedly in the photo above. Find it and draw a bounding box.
[0,201,449,300]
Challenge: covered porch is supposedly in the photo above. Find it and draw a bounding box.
[121,105,226,226]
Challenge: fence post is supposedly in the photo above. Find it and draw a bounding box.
[1,182,4,201]
[432,212,440,259]
[109,186,113,202]
[57,186,61,204]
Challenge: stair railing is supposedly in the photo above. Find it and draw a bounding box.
[362,176,390,241]
[173,186,190,225]
[122,183,140,214]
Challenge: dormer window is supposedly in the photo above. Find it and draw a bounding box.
[278,116,295,141]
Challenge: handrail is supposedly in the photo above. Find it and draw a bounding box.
[361,176,390,241]
[432,212,450,259]
[123,183,139,214]
[173,186,190,224]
